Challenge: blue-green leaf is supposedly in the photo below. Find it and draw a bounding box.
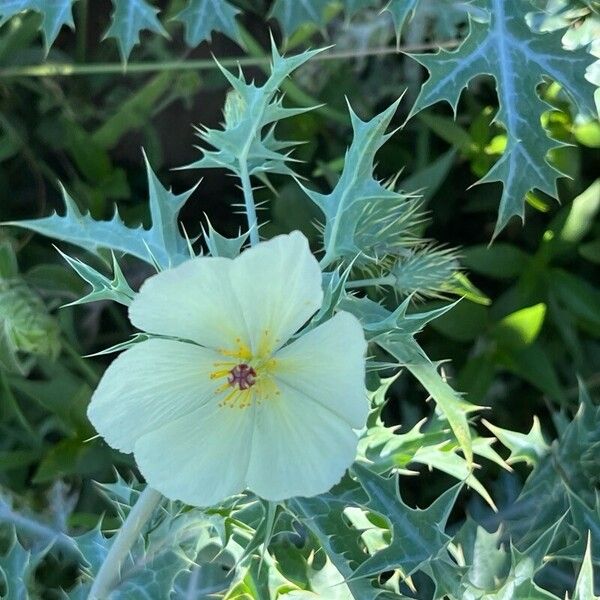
[0,529,33,600]
[351,463,460,580]
[288,478,386,600]
[174,0,241,46]
[0,0,75,50]
[302,101,424,269]
[105,0,168,62]
[5,154,194,269]
[57,250,135,306]
[201,220,249,258]
[342,294,479,465]
[185,44,322,178]
[269,0,332,37]
[408,0,597,237]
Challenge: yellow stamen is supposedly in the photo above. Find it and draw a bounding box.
[210,368,233,380]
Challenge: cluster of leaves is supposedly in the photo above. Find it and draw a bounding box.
[0,0,598,598]
[1,386,598,598]
[0,0,477,58]
[2,0,598,235]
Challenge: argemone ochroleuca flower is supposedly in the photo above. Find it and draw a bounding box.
[88,232,368,506]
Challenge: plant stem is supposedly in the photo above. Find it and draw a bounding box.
[345,275,396,289]
[239,160,259,246]
[0,41,460,78]
[88,486,163,599]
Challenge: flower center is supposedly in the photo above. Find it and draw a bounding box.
[210,342,280,409]
[227,363,257,390]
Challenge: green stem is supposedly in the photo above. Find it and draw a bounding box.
[345,275,396,289]
[0,41,460,78]
[88,487,163,599]
[239,160,259,246]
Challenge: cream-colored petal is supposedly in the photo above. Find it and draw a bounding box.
[246,384,359,500]
[129,255,250,350]
[230,232,323,355]
[134,400,255,507]
[87,339,223,453]
[273,311,369,429]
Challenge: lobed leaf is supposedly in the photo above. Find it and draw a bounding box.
[5,154,194,270]
[302,100,425,269]
[185,43,322,179]
[0,0,75,50]
[351,463,460,580]
[174,0,241,47]
[408,0,598,237]
[105,0,168,62]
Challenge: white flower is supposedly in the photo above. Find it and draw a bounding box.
[88,232,368,506]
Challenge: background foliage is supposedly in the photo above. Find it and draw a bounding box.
[0,0,598,598]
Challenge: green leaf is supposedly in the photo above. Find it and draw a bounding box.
[412,441,498,509]
[455,519,509,592]
[406,360,477,467]
[383,0,419,40]
[32,436,105,483]
[565,492,600,566]
[430,300,489,342]
[580,238,600,264]
[462,243,530,279]
[174,0,241,46]
[91,71,201,150]
[491,303,547,349]
[400,148,456,204]
[288,480,386,600]
[504,384,600,550]
[70,483,230,599]
[359,407,504,508]
[0,241,18,279]
[0,0,75,51]
[497,341,566,402]
[483,416,550,467]
[4,154,194,269]
[408,0,597,237]
[550,268,600,330]
[550,179,600,247]
[105,0,168,62]
[351,463,460,580]
[268,0,472,40]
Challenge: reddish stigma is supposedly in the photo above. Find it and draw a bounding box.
[228,363,257,390]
